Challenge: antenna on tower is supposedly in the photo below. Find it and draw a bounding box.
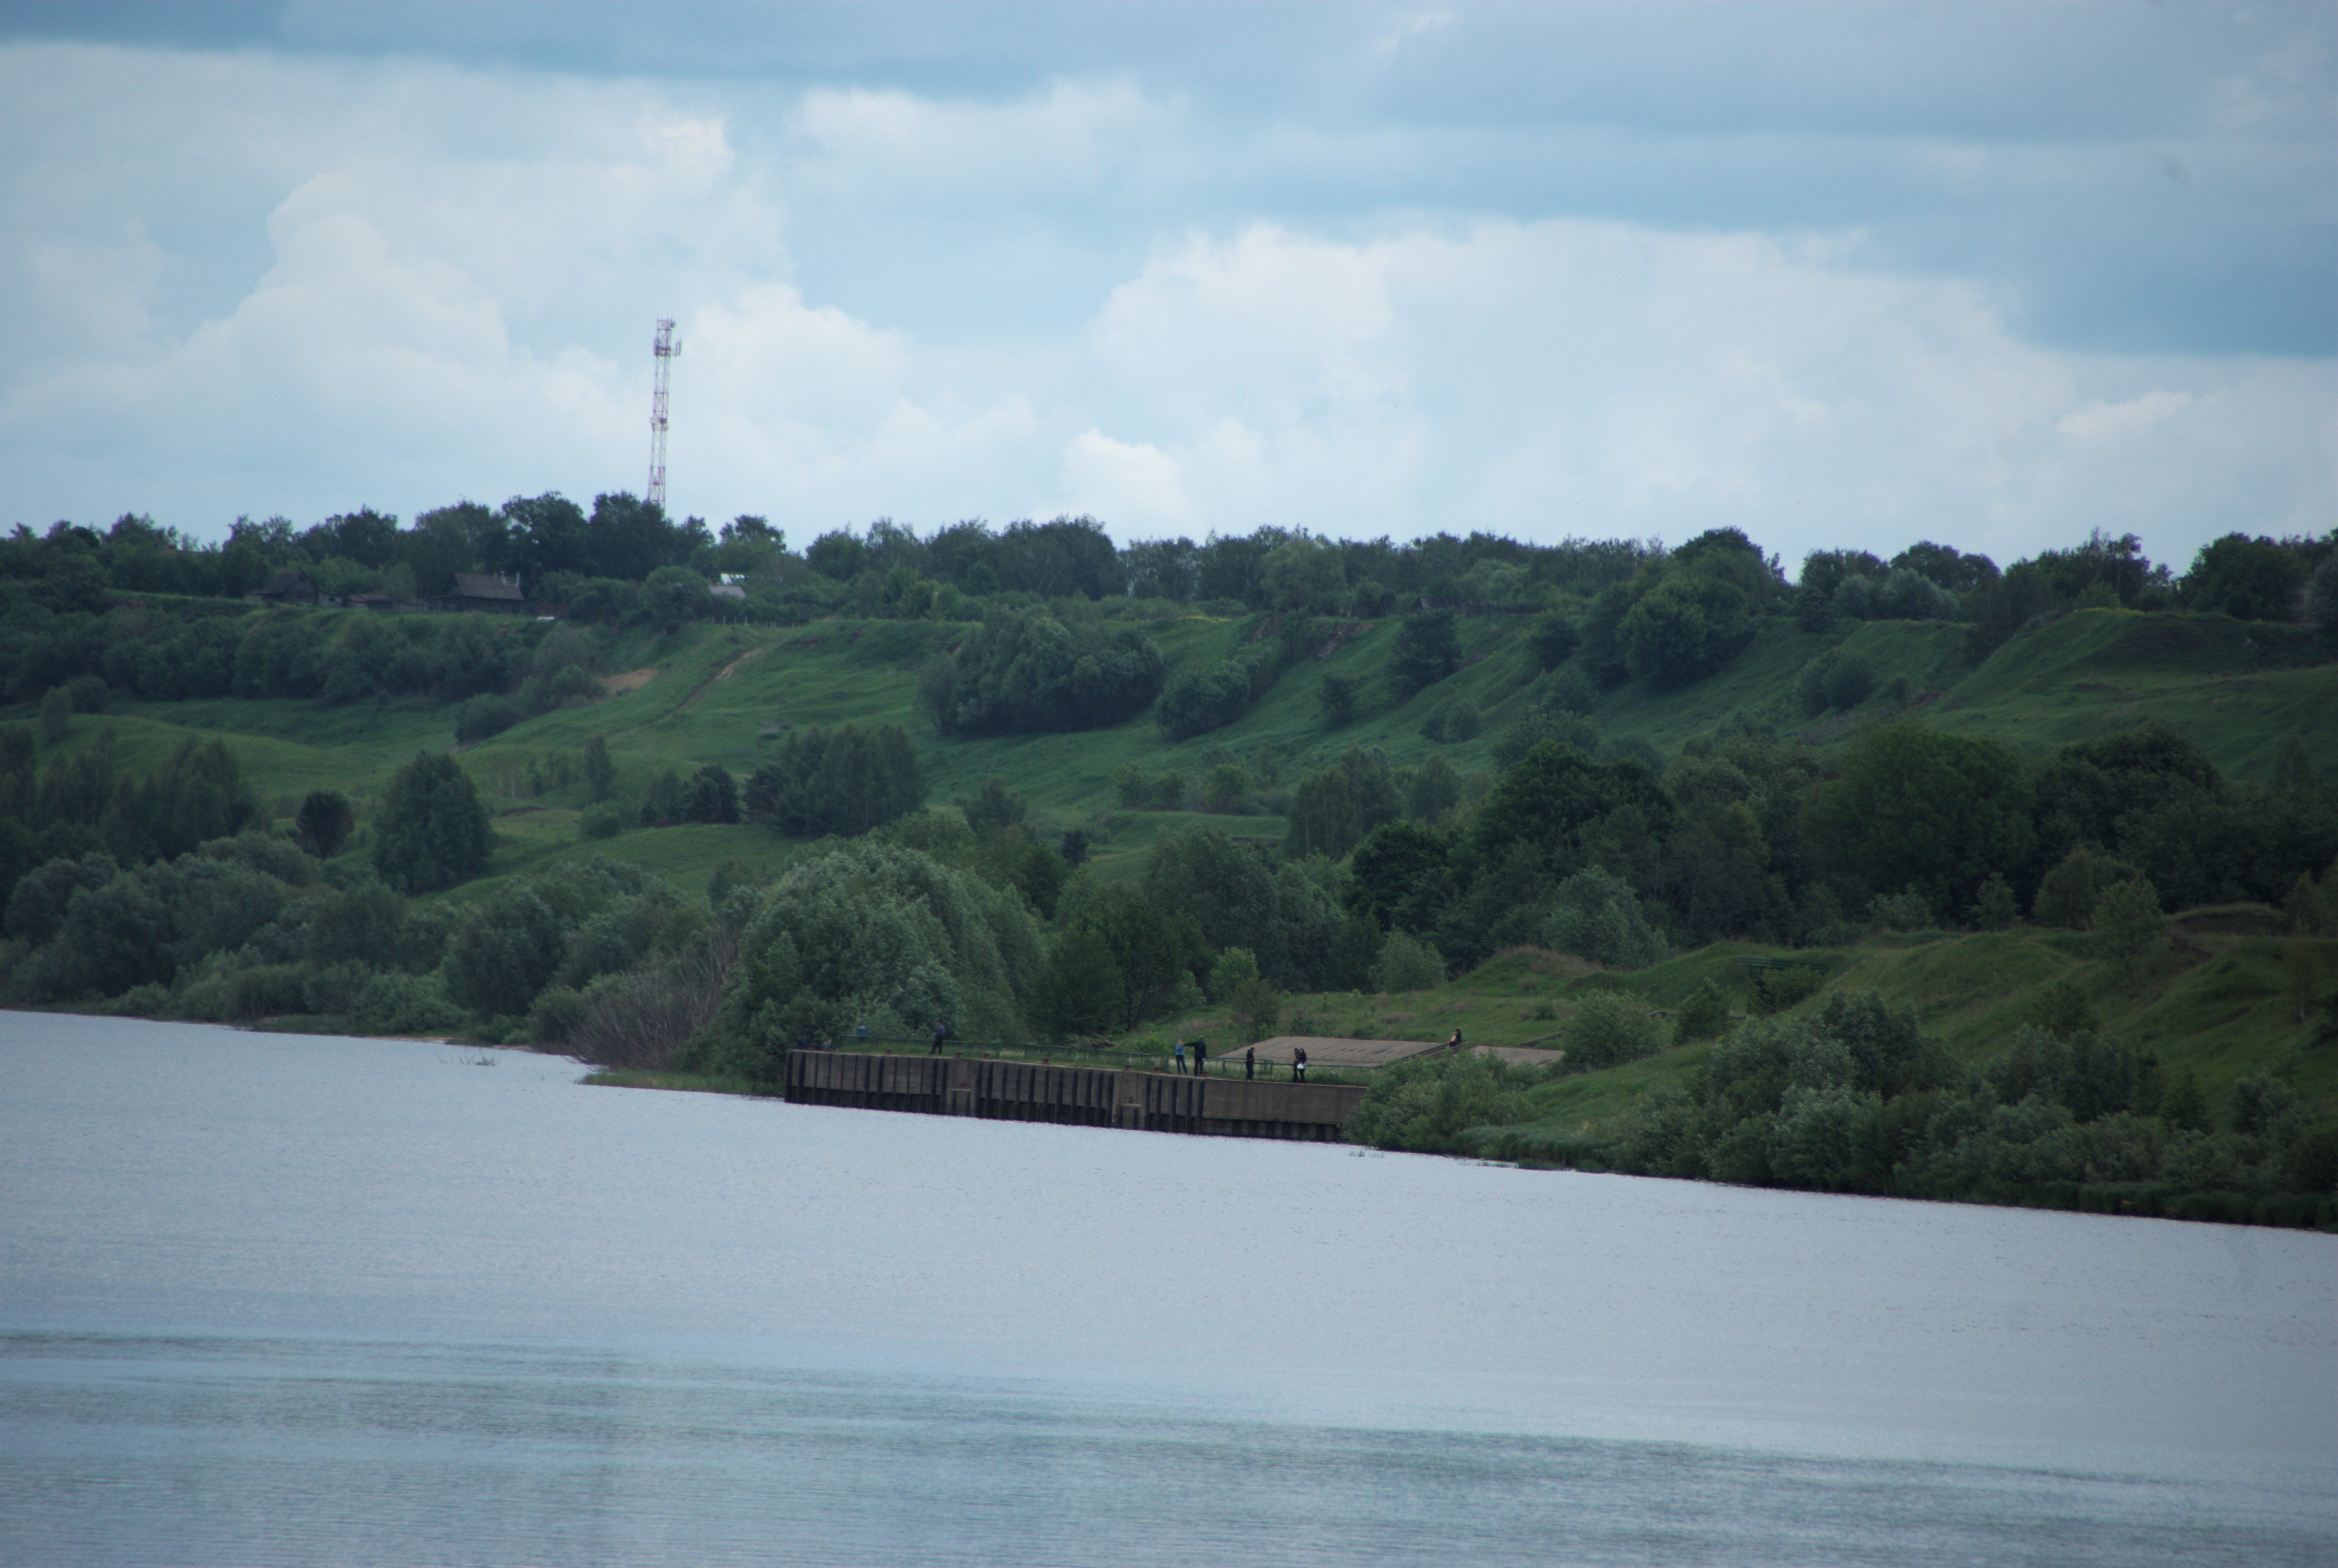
[648,317,680,511]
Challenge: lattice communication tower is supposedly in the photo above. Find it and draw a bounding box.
[648,317,680,510]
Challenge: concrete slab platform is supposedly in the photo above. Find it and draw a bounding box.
[1241,1035,1444,1068]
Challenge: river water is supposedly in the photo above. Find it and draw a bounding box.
[1,1014,2330,1566]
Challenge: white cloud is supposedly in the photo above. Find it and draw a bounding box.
[0,41,2328,575]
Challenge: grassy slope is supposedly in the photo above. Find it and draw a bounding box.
[20,601,2338,1135]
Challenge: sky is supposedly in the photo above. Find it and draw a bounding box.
[1,1,2331,577]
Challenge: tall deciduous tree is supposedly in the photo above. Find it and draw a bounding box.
[372,751,493,892]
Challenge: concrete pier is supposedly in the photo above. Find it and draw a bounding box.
[782,1050,1365,1142]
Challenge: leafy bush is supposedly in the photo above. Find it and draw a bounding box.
[1747,965,1825,1014]
[456,694,521,744]
[1619,576,1754,686]
[1419,699,1480,744]
[743,724,926,838]
[1388,611,1461,692]
[1370,928,1446,993]
[579,803,626,840]
[1672,979,1731,1044]
[1794,649,1877,715]
[1346,1052,1545,1154]
[924,605,1166,735]
[1565,991,1663,1071]
[349,970,464,1035]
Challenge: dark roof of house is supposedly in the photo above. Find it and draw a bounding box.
[258,569,318,597]
[447,572,523,601]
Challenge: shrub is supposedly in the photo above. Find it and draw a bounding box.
[1672,979,1731,1044]
[1747,965,1826,1014]
[527,986,591,1046]
[1319,672,1358,727]
[1346,1051,1542,1154]
[1229,974,1281,1043]
[1794,649,1876,715]
[1389,611,1461,691]
[1369,928,1446,993]
[1419,699,1480,744]
[1566,991,1663,1071]
[456,694,521,744]
[349,970,464,1035]
[1974,873,2019,931]
[372,751,493,893]
[2094,878,2165,966]
[302,961,371,1015]
[1208,946,1262,1002]
[579,803,626,840]
[1868,887,1934,931]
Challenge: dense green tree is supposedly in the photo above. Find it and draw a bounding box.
[2093,877,2164,966]
[1369,928,1446,992]
[722,839,1039,1069]
[581,735,615,800]
[1619,575,1754,687]
[295,790,355,859]
[4,851,119,945]
[1544,868,1667,969]
[2031,845,2135,929]
[444,884,569,1018]
[928,604,1166,735]
[682,763,740,824]
[372,751,494,893]
[1405,753,1461,822]
[641,565,714,626]
[1260,537,1346,614]
[963,776,1028,839]
[1794,649,1876,715]
[640,768,685,828]
[1034,925,1123,1037]
[744,724,926,838]
[1143,825,1281,971]
[1806,724,2033,914]
[50,869,176,997]
[1318,671,1359,727]
[1388,610,1461,692]
[1526,611,1579,670]
[1347,819,1453,934]
[2182,533,2312,621]
[1467,742,1672,869]
[1565,991,1663,1071]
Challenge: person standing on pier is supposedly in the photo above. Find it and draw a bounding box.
[1293,1045,1308,1083]
[1192,1038,1208,1077]
[1173,1039,1186,1074]
[1244,1045,1255,1080]
[930,1020,947,1055]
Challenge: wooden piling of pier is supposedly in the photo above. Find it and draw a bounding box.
[782,1050,1365,1142]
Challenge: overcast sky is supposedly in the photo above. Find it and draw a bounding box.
[2,1,2331,575]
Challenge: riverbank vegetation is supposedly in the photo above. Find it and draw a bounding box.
[2,502,2334,1227]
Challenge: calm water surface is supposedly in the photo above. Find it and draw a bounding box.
[2,1014,2331,1565]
